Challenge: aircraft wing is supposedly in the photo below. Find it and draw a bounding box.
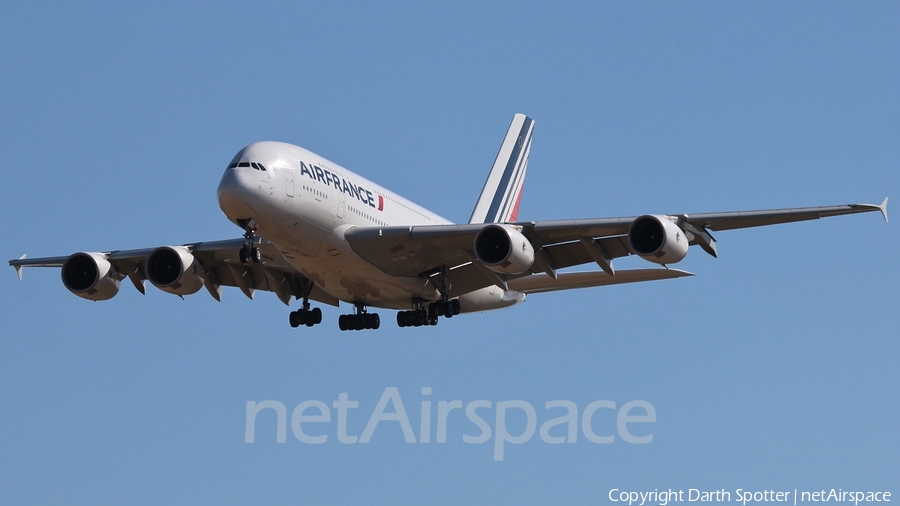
[345,199,888,291]
[9,239,340,306]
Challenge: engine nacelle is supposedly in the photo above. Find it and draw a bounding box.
[457,286,526,313]
[145,246,204,296]
[627,215,689,265]
[61,252,121,301]
[473,224,535,274]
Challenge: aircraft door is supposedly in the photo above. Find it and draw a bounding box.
[336,186,345,219]
[284,170,295,197]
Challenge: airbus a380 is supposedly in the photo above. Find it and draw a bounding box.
[10,114,888,331]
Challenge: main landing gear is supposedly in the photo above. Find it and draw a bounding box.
[238,221,261,264]
[289,279,322,328]
[339,303,380,331]
[397,299,460,328]
[289,306,322,328]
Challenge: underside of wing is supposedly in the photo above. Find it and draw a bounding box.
[680,199,888,231]
[9,239,338,306]
[344,198,886,298]
[507,268,693,294]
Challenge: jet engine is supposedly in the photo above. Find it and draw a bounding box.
[473,224,535,274]
[627,215,689,265]
[145,246,204,296]
[61,252,121,301]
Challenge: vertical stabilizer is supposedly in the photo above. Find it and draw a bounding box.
[469,114,534,224]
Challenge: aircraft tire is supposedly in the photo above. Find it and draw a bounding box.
[289,311,302,328]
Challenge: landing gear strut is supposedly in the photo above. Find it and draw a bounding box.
[339,303,380,331]
[238,220,261,264]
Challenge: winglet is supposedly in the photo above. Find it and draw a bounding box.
[14,254,26,280]
[879,197,888,223]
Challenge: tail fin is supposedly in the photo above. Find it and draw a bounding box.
[469,114,534,224]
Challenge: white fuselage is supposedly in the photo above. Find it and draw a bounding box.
[216,141,521,311]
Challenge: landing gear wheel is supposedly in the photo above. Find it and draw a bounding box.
[250,247,261,263]
[289,307,321,329]
[339,305,379,331]
[287,277,322,329]
[239,248,249,264]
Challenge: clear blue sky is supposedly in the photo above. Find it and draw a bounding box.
[1,2,897,504]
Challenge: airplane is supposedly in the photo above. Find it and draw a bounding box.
[9,114,889,331]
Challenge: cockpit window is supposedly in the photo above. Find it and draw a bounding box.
[227,160,268,171]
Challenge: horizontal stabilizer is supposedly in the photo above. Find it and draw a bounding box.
[506,268,693,295]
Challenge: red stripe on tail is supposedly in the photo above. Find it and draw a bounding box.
[508,185,523,222]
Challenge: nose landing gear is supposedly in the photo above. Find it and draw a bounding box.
[237,220,261,264]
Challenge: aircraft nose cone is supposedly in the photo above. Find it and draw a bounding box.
[217,168,258,218]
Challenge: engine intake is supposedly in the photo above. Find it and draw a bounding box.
[61,252,121,301]
[473,224,535,274]
[146,246,204,296]
[627,215,689,265]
